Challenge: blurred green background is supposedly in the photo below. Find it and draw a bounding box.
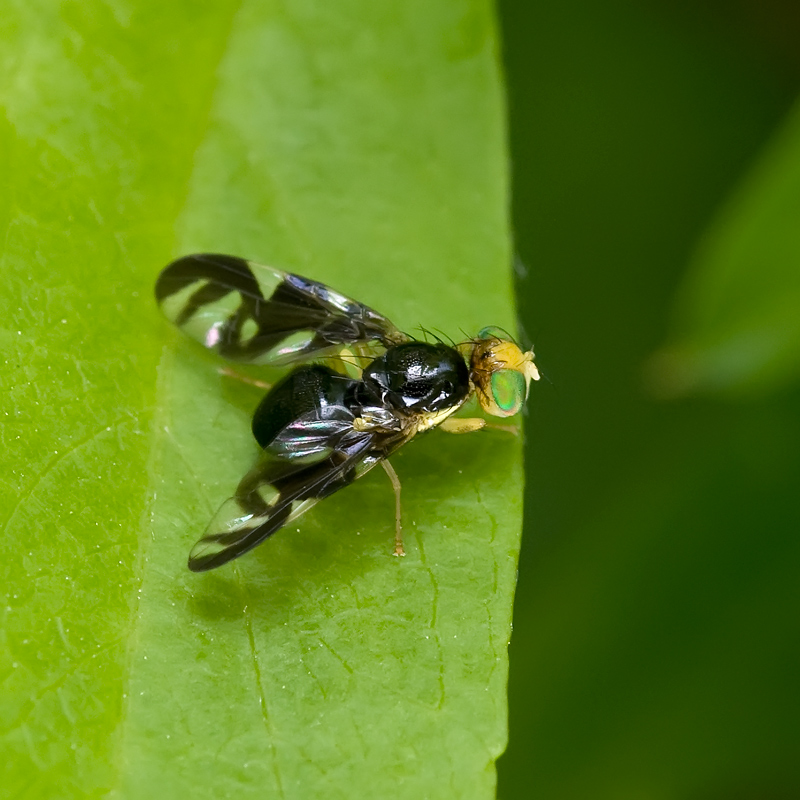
[498,1,800,798]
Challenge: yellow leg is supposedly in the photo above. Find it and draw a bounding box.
[439,416,520,436]
[218,366,272,391]
[380,460,405,557]
[438,417,486,434]
[486,421,520,436]
[485,421,520,436]
[327,347,364,378]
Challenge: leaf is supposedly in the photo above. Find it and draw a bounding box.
[0,2,522,798]
[649,97,800,397]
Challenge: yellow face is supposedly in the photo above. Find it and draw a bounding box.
[469,327,540,417]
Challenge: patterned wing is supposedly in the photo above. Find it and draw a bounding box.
[188,416,388,572]
[155,253,407,365]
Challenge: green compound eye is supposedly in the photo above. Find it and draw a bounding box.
[490,369,525,417]
[478,325,511,341]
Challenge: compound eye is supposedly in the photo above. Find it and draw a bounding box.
[488,369,525,417]
[477,325,509,341]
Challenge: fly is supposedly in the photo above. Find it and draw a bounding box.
[155,253,540,571]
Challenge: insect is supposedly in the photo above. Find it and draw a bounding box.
[155,253,540,571]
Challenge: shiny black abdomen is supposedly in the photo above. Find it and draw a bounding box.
[360,342,470,413]
[251,365,356,448]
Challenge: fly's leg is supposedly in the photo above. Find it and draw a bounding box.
[438,417,519,436]
[326,346,372,379]
[380,460,405,557]
[218,366,272,391]
[438,417,485,434]
[485,421,520,436]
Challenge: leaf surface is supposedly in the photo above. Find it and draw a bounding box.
[0,2,522,798]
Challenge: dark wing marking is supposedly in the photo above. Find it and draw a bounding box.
[155,253,407,365]
[188,421,387,571]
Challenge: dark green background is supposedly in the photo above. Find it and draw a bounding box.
[498,1,800,798]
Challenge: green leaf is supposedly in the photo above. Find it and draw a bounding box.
[0,2,522,798]
[650,97,800,397]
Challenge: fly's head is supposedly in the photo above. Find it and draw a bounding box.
[467,327,540,417]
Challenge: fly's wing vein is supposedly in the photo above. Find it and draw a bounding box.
[188,432,387,571]
[155,253,407,366]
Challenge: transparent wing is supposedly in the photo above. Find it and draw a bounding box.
[188,419,389,572]
[155,253,407,365]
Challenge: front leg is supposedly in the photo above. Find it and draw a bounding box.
[438,417,486,434]
[439,417,520,436]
